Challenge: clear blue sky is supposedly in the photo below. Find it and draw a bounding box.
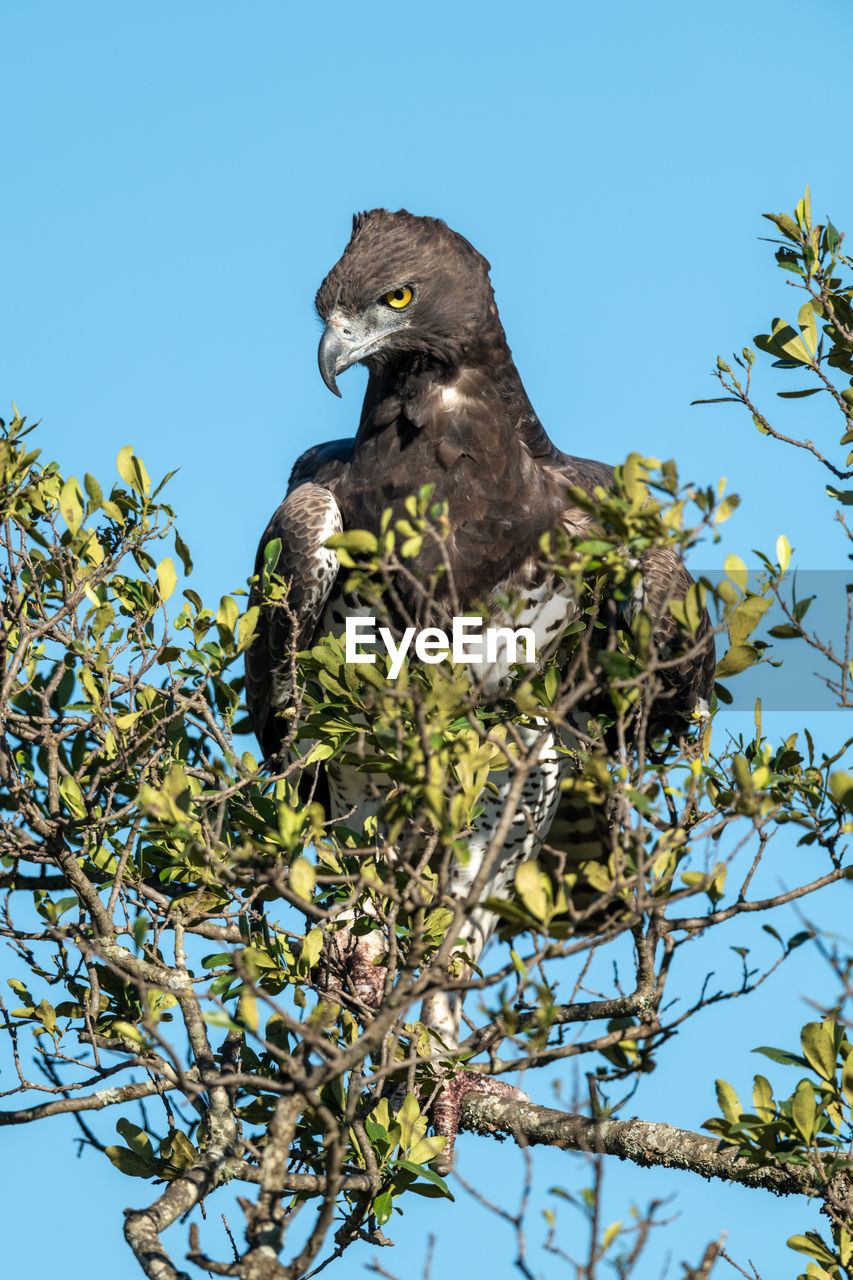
[3,2,853,1276]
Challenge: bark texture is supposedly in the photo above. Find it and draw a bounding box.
[459,1092,821,1197]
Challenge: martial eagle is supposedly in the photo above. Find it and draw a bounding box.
[245,209,715,1160]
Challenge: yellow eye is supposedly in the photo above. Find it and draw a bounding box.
[385,286,413,309]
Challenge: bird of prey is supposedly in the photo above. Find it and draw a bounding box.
[246,209,716,1161]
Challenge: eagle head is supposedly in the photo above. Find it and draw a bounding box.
[315,209,499,396]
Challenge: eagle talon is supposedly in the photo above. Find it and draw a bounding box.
[429,1073,529,1175]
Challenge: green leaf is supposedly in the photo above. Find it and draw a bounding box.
[301,927,324,970]
[798,301,818,355]
[728,595,770,646]
[715,644,760,677]
[690,397,742,406]
[826,485,853,506]
[755,318,813,366]
[682,864,725,904]
[776,534,791,570]
[405,1181,454,1199]
[116,445,151,497]
[753,1045,809,1068]
[791,1079,817,1141]
[841,1049,853,1108]
[796,186,811,232]
[289,858,315,901]
[763,211,802,242]
[157,557,177,603]
[752,1074,775,1122]
[601,1221,624,1252]
[423,908,454,939]
[724,554,747,592]
[801,1022,836,1081]
[174,531,193,575]
[50,896,79,922]
[161,1129,197,1177]
[393,1158,454,1199]
[830,772,853,812]
[105,1146,155,1178]
[84,472,103,507]
[35,998,57,1035]
[116,1118,155,1162]
[395,1092,422,1150]
[59,775,86,818]
[514,861,551,923]
[787,1234,839,1267]
[768,624,801,639]
[374,1189,393,1225]
[407,1132,448,1164]
[326,529,378,555]
[714,495,740,525]
[237,606,260,654]
[216,595,239,633]
[239,992,259,1032]
[112,1019,145,1043]
[150,467,179,499]
[715,1078,741,1124]
[825,219,841,255]
[262,538,282,581]
[202,1010,242,1030]
[59,477,84,534]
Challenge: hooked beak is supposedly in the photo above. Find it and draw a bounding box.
[318,307,407,396]
[317,314,374,398]
[318,324,350,398]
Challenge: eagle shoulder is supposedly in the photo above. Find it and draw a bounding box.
[548,453,715,719]
[287,437,354,494]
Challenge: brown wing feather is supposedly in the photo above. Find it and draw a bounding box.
[551,456,716,719]
[245,478,343,757]
[637,544,716,717]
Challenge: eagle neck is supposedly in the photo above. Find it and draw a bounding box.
[338,345,568,612]
[353,336,562,467]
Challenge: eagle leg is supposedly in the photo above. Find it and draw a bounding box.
[317,922,387,1014]
[420,989,528,1173]
[430,1073,529,1175]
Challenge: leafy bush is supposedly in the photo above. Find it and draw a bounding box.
[2,189,853,1279]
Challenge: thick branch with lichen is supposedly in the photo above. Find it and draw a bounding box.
[459,1093,824,1199]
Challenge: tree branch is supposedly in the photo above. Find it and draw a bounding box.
[459,1093,824,1198]
[0,1076,176,1124]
